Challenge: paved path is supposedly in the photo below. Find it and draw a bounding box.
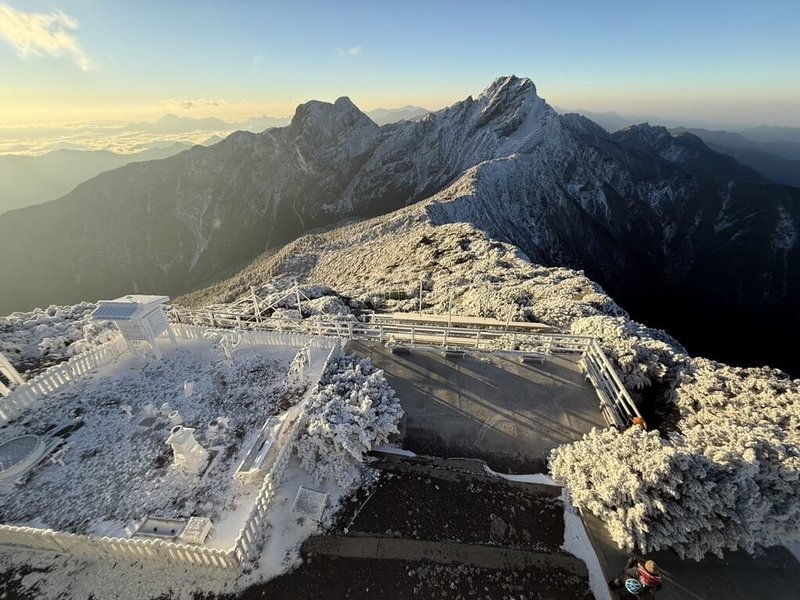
[349,339,605,473]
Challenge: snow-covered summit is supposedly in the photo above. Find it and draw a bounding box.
[289,96,377,140]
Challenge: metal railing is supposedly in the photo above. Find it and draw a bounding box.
[169,307,641,429]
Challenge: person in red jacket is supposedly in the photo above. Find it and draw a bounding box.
[609,556,663,598]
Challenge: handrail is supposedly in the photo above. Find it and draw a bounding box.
[168,307,639,429]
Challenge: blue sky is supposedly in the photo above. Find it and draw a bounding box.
[1,0,799,127]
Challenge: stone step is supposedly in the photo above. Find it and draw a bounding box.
[367,451,561,496]
[303,535,588,576]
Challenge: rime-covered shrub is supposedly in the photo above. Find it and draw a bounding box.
[551,358,800,559]
[296,354,404,488]
[0,303,117,371]
[303,295,352,318]
[570,315,688,389]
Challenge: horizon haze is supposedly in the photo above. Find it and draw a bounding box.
[1,0,799,131]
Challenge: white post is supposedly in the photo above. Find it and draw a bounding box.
[166,325,177,347]
[447,288,453,328]
[251,286,261,324]
[0,352,24,385]
[504,303,515,332]
[294,281,302,318]
[418,281,423,314]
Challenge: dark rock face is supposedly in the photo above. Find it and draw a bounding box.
[1,75,798,372]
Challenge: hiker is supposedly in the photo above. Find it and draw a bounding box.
[608,556,663,598]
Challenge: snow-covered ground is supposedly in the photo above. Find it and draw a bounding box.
[0,337,299,536]
[0,457,352,600]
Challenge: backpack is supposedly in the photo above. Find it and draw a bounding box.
[625,578,645,595]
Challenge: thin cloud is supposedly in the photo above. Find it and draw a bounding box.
[0,3,91,71]
[337,46,363,57]
[161,99,226,109]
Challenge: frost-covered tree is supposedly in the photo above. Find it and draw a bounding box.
[551,357,800,559]
[296,353,403,487]
[569,315,688,390]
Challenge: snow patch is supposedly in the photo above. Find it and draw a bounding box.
[560,488,612,600]
[373,445,417,457]
[483,465,558,485]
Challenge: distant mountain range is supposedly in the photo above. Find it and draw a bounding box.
[1,77,798,373]
[670,127,800,188]
[559,108,800,189]
[0,144,193,215]
[0,108,430,214]
[365,105,430,125]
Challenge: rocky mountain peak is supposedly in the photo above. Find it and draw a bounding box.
[472,76,552,136]
[615,122,672,144]
[478,75,537,103]
[290,96,376,138]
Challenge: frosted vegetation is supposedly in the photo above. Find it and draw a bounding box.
[551,358,800,559]
[296,353,403,488]
[0,303,116,373]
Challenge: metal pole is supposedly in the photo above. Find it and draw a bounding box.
[294,281,302,318]
[419,281,423,315]
[448,287,453,328]
[251,286,261,323]
[504,303,514,332]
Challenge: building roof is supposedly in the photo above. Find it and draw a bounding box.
[107,295,170,305]
[91,295,170,321]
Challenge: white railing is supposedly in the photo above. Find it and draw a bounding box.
[0,337,128,425]
[171,308,589,352]
[170,308,639,429]
[0,352,24,397]
[0,523,236,569]
[580,339,642,427]
[0,332,343,570]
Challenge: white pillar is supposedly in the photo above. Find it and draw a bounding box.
[0,352,25,385]
[166,426,209,475]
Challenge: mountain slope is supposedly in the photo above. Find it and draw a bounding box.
[2,76,799,373]
[0,77,559,311]
[0,144,192,215]
[672,127,800,187]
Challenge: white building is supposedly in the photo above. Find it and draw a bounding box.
[91,295,176,358]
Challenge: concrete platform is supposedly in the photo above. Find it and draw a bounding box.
[348,340,605,473]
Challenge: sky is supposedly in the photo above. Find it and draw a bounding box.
[1,0,799,129]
